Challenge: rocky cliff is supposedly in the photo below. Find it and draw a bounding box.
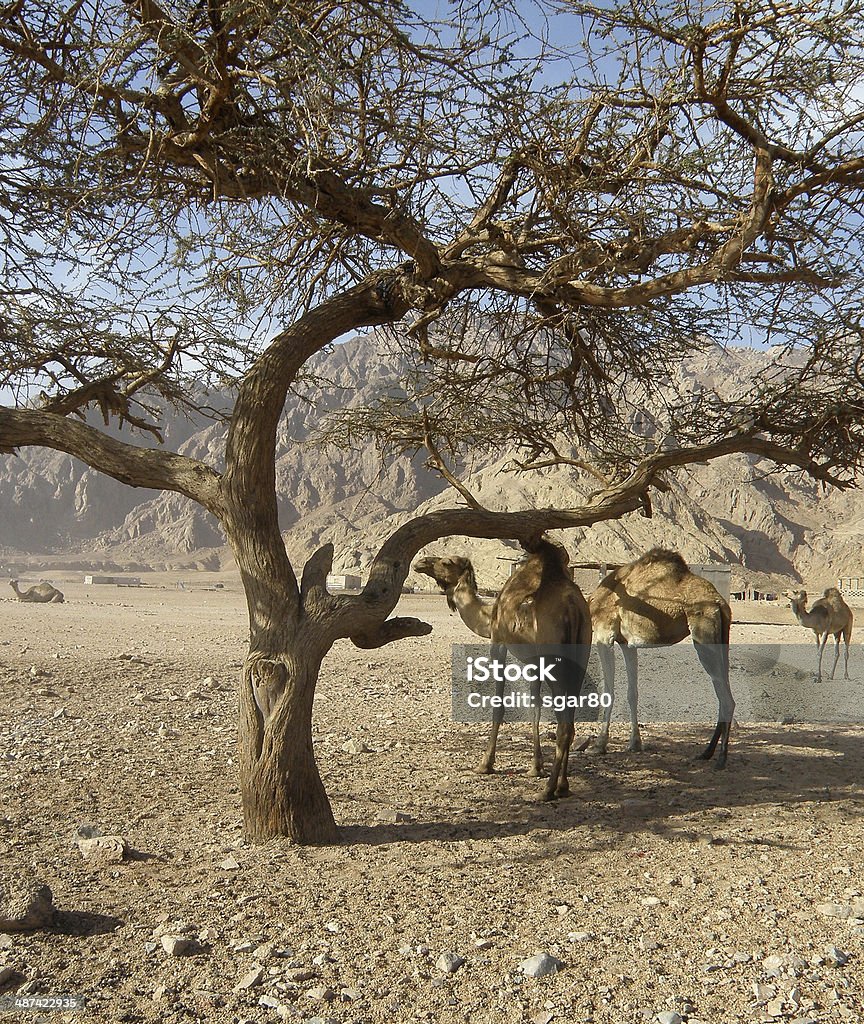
[1,334,861,589]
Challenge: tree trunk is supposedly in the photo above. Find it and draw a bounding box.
[238,640,338,844]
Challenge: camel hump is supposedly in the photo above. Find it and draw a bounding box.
[822,587,843,599]
[632,548,690,576]
[529,538,572,580]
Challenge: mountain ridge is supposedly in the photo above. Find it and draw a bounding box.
[2,335,861,591]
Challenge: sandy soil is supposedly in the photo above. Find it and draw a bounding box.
[1,577,863,1024]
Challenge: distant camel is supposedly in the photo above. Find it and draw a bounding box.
[415,538,591,799]
[785,588,853,682]
[588,549,735,767]
[9,580,65,603]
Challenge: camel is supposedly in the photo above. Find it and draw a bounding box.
[587,549,735,767]
[414,538,592,799]
[785,588,853,682]
[9,580,65,603]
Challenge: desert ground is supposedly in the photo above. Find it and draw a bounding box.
[1,575,863,1024]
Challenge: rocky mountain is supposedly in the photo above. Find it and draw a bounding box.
[1,334,862,590]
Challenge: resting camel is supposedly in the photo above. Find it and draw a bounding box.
[785,588,853,682]
[414,538,592,799]
[9,580,64,603]
[588,549,735,767]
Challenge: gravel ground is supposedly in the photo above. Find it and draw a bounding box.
[1,579,863,1024]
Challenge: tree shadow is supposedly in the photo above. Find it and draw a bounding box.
[335,723,864,848]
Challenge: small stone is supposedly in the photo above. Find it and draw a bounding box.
[754,983,777,1003]
[568,931,593,943]
[234,967,263,992]
[305,987,336,1001]
[533,1012,554,1024]
[641,896,661,907]
[0,873,55,932]
[258,994,281,1008]
[826,946,850,966]
[656,1013,682,1024]
[220,855,240,870]
[519,953,563,978]
[323,920,341,933]
[763,954,785,971]
[340,738,369,754]
[340,987,362,1001]
[817,902,851,919]
[161,934,192,956]
[436,952,465,974]
[766,997,785,1017]
[0,965,19,987]
[77,835,128,865]
[284,968,317,983]
[232,939,258,952]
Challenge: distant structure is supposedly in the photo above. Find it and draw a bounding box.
[325,574,361,593]
[84,575,141,587]
[837,577,864,599]
[730,584,777,602]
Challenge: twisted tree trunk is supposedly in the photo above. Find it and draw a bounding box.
[238,640,335,844]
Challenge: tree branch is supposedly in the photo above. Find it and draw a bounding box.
[0,407,224,514]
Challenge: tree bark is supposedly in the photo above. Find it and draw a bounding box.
[238,640,337,844]
[225,513,340,843]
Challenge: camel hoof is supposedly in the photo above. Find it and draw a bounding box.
[554,786,571,799]
[528,766,545,778]
[585,742,607,757]
[628,740,643,753]
[475,764,494,775]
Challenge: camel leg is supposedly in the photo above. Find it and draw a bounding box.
[477,643,506,774]
[528,674,544,777]
[543,717,575,801]
[621,644,642,752]
[588,644,615,754]
[843,625,852,680]
[693,640,735,768]
[815,632,828,682]
[829,633,842,681]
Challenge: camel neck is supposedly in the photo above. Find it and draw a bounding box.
[449,577,492,639]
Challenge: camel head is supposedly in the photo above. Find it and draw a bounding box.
[785,589,808,607]
[413,555,476,610]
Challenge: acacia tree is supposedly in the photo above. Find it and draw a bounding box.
[2,0,864,843]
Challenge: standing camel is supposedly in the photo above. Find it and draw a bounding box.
[9,580,64,603]
[414,538,592,800]
[588,549,735,767]
[785,588,853,682]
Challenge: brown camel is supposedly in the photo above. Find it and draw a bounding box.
[414,538,592,799]
[785,588,853,682]
[587,549,735,767]
[9,580,65,603]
